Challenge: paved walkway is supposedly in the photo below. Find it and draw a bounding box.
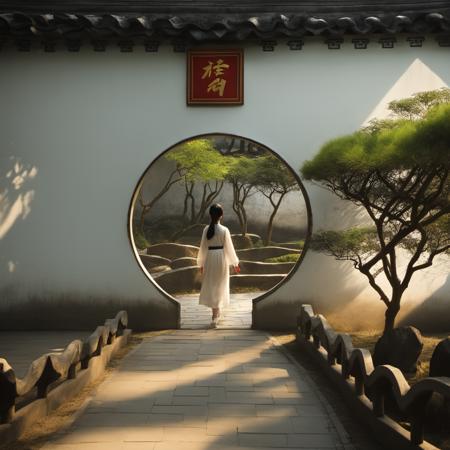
[178,293,256,329]
[43,330,349,450]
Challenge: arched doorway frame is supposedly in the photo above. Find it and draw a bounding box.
[127,132,313,328]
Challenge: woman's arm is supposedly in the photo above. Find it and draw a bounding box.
[197,227,208,268]
[224,228,239,267]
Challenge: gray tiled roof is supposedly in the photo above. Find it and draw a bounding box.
[0,1,449,45]
[1,0,449,14]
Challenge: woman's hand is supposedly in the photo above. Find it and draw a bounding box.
[234,265,240,274]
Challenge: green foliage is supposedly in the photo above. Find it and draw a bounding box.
[310,228,380,261]
[166,139,229,182]
[388,87,450,120]
[255,154,299,193]
[134,231,150,249]
[226,155,260,184]
[273,240,304,248]
[300,89,450,333]
[225,152,300,193]
[265,253,300,263]
[147,216,190,242]
[398,103,450,166]
[302,104,450,180]
[423,215,450,255]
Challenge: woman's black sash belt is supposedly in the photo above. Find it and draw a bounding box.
[208,246,224,250]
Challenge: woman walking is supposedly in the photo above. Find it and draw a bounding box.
[197,204,240,327]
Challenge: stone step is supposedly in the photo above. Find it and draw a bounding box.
[230,274,285,290]
[237,246,300,261]
[239,260,295,274]
[147,243,199,259]
[140,254,171,270]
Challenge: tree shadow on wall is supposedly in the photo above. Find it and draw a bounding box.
[398,274,450,333]
[0,155,38,276]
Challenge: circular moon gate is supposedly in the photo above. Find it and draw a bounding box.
[128,133,312,324]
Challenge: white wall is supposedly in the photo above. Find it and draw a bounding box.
[1,37,449,330]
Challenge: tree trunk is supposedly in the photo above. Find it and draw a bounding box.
[139,207,148,236]
[383,294,401,335]
[265,215,275,246]
[241,207,248,236]
[235,207,244,235]
[264,194,284,245]
[232,182,246,236]
[190,190,196,224]
[182,193,189,220]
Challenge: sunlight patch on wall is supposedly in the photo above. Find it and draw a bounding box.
[0,158,38,240]
[8,261,16,273]
[363,58,448,124]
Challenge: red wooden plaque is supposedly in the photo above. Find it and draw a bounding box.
[187,49,244,105]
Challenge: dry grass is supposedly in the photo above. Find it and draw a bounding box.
[0,330,169,450]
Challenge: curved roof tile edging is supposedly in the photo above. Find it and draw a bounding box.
[0,3,449,44]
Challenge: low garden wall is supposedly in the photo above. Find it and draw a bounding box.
[296,304,450,450]
[0,311,131,445]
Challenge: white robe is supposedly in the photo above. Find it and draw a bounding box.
[197,223,239,309]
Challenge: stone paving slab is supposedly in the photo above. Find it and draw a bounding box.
[42,330,349,450]
[178,293,255,329]
[0,331,91,377]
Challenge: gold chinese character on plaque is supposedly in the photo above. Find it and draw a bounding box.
[187,50,243,105]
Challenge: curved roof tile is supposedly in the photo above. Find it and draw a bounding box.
[0,2,449,44]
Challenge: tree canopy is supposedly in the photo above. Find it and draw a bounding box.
[388,87,450,120]
[302,103,450,180]
[301,92,450,334]
[166,139,229,182]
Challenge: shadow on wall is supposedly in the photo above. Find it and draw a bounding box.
[253,58,450,332]
[0,156,37,239]
[252,250,372,330]
[0,285,179,331]
[253,193,373,330]
[0,155,38,276]
[310,184,371,231]
[399,274,450,333]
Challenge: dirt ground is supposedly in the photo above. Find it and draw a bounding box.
[348,331,448,384]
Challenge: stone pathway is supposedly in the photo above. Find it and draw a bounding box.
[178,293,256,329]
[43,330,350,450]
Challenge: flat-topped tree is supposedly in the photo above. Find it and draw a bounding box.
[256,154,300,245]
[301,90,450,335]
[137,165,185,238]
[226,156,259,236]
[166,139,229,233]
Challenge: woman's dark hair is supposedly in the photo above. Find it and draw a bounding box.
[207,204,223,239]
